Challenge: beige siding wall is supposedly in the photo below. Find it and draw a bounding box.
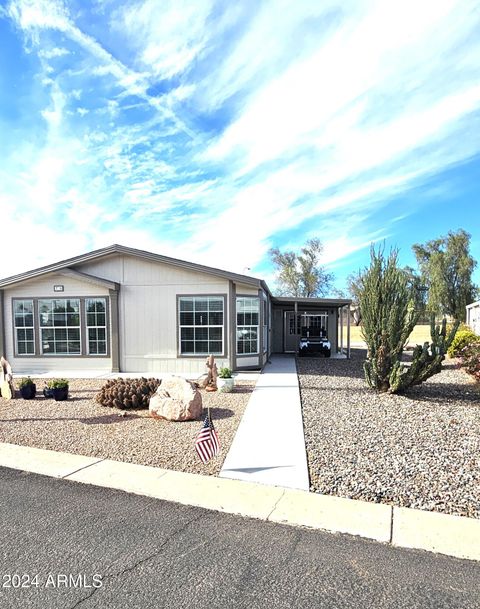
[4,273,111,373]
[236,356,260,368]
[77,254,123,283]
[235,283,258,296]
[78,254,232,373]
[467,303,480,335]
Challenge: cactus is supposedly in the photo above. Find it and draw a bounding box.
[388,318,459,393]
[360,246,460,394]
[360,247,418,392]
[96,377,160,409]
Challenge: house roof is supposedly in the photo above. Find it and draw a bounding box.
[0,244,266,290]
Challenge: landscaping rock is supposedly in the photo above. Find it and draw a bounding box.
[298,348,480,519]
[149,376,202,421]
[0,378,254,476]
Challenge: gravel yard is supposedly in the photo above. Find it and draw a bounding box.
[0,379,254,476]
[298,349,480,519]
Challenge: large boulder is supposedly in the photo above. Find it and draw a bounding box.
[149,376,202,421]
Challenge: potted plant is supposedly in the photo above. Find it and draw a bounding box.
[19,377,36,399]
[217,367,234,393]
[45,378,69,401]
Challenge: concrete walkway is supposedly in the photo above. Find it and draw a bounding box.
[219,355,310,490]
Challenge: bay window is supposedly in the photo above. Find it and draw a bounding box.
[13,297,109,357]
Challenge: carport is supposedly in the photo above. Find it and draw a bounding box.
[270,297,352,358]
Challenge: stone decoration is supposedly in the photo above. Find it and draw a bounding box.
[149,376,202,422]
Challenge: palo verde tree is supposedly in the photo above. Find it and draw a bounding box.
[413,229,478,322]
[359,245,457,394]
[269,238,334,297]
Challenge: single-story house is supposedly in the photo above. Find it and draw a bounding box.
[0,244,351,374]
[466,301,480,335]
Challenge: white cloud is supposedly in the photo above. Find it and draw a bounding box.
[6,0,69,34]
[3,0,480,282]
[38,46,69,58]
[7,0,191,135]
[112,0,214,79]
[204,0,480,173]
[40,82,65,129]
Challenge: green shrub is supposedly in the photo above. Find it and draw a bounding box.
[18,377,35,388]
[218,367,232,379]
[447,329,480,358]
[459,342,480,381]
[46,378,69,389]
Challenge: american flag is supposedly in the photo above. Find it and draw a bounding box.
[195,413,220,464]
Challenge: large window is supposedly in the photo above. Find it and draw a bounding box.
[14,300,35,355]
[13,297,109,357]
[39,299,81,355]
[179,296,224,355]
[86,298,107,355]
[236,297,259,355]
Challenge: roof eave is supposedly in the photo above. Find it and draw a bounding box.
[0,244,262,289]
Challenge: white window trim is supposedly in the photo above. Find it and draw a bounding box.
[236,296,260,356]
[14,299,35,356]
[86,298,108,356]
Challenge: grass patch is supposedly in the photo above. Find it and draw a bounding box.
[343,324,433,344]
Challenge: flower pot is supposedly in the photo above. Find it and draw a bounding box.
[20,384,36,399]
[217,378,234,393]
[52,387,69,401]
[43,387,54,399]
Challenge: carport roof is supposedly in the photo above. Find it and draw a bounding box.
[272,297,351,307]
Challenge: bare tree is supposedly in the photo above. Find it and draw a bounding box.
[269,238,334,297]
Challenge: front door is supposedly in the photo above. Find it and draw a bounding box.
[284,312,301,352]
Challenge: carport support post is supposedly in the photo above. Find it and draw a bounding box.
[347,305,351,358]
[294,300,298,335]
[340,306,344,354]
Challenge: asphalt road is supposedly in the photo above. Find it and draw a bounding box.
[0,466,479,609]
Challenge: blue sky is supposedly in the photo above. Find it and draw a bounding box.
[1,0,479,293]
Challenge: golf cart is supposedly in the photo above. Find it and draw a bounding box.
[297,314,331,358]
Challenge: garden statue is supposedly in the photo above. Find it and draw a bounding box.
[202,354,218,392]
[0,356,15,399]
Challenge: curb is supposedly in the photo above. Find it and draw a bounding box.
[1,442,478,562]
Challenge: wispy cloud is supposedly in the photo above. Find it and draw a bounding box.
[1,0,480,285]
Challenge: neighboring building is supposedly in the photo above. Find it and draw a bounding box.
[0,245,351,374]
[466,301,480,335]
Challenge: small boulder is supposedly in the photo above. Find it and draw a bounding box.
[149,376,202,421]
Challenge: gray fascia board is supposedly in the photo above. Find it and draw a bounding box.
[0,244,262,289]
[272,296,352,307]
